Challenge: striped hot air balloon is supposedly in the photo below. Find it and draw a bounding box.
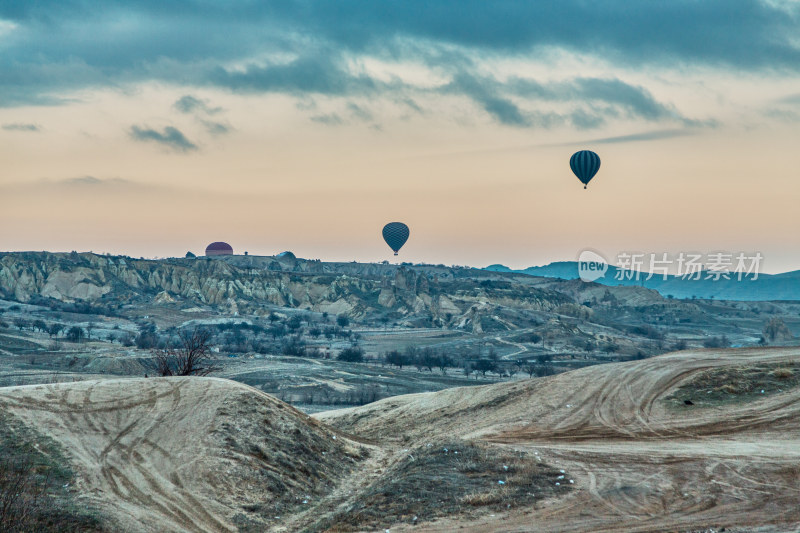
[570,150,601,189]
[205,242,233,256]
[382,222,410,255]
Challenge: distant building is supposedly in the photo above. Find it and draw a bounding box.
[205,242,233,256]
[277,251,296,260]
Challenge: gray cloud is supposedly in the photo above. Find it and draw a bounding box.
[200,119,231,135]
[508,77,679,121]
[442,73,529,126]
[572,78,674,121]
[396,96,424,114]
[764,107,800,123]
[573,129,695,145]
[174,95,222,115]
[173,95,232,136]
[346,102,373,122]
[291,1,800,70]
[568,110,606,130]
[778,93,800,105]
[2,122,41,132]
[129,125,198,152]
[1,2,795,88]
[443,72,693,128]
[310,113,344,126]
[1,0,796,131]
[307,102,381,128]
[60,176,130,185]
[65,176,103,185]
[207,55,380,96]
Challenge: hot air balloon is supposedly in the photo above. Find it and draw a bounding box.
[382,222,409,255]
[205,242,233,256]
[570,150,601,189]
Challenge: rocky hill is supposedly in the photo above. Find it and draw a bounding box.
[1,251,788,352]
[0,252,582,328]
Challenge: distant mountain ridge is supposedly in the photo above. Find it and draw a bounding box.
[484,261,800,301]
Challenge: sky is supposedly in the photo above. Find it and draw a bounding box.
[1,1,800,272]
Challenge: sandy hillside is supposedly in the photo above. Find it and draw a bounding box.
[0,377,366,533]
[1,349,798,532]
[319,347,800,532]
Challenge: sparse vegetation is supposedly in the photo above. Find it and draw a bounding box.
[64,326,84,343]
[667,361,800,407]
[337,345,365,363]
[153,328,219,376]
[763,317,793,343]
[317,440,570,531]
[0,413,105,532]
[702,335,731,348]
[210,392,367,531]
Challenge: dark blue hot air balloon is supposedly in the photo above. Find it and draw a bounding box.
[382,222,410,255]
[570,150,601,189]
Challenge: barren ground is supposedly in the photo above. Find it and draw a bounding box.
[319,347,800,532]
[0,347,797,532]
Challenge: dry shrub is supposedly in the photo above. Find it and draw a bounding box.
[772,368,794,379]
[0,414,105,532]
[461,490,505,506]
[720,381,752,394]
[669,361,800,407]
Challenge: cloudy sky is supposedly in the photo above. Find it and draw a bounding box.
[1,1,799,271]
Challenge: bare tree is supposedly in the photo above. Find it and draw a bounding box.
[154,328,219,377]
[763,317,792,343]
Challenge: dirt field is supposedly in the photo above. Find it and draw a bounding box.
[320,347,800,532]
[0,347,798,532]
[0,377,366,532]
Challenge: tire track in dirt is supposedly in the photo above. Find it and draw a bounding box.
[475,349,800,532]
[327,348,800,532]
[82,379,232,532]
[0,377,372,532]
[0,379,239,532]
